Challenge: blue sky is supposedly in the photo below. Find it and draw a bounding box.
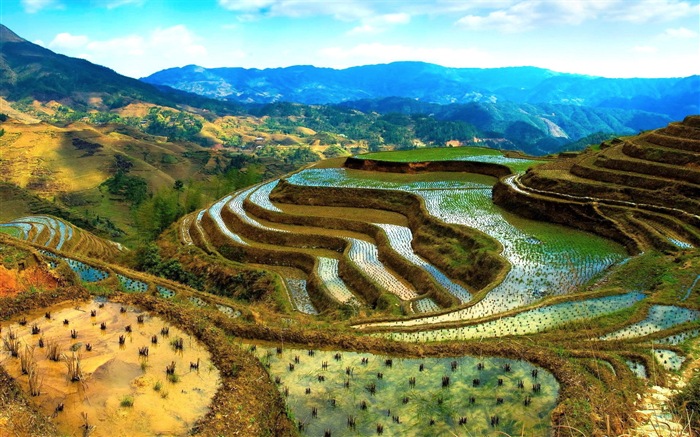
[2,0,699,78]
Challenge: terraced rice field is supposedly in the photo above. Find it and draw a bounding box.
[376,292,645,342]
[1,301,220,436]
[32,246,244,323]
[176,153,695,406]
[454,154,541,173]
[358,146,504,162]
[249,344,559,436]
[599,305,700,341]
[288,168,627,328]
[654,350,685,371]
[117,274,148,293]
[285,279,318,315]
[654,328,700,345]
[202,180,424,307]
[157,285,176,299]
[347,237,418,300]
[412,297,441,313]
[626,360,647,378]
[249,180,282,213]
[205,195,248,246]
[0,215,122,258]
[0,222,31,239]
[317,257,359,306]
[376,223,471,304]
[39,250,109,283]
[229,186,287,232]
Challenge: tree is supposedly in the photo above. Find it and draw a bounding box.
[113,154,134,174]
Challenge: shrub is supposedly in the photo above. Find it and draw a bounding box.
[120,395,134,407]
[672,373,700,429]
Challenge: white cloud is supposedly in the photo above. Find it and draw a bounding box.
[456,0,699,32]
[217,0,275,13]
[21,0,60,13]
[49,32,89,49]
[456,0,584,32]
[216,0,697,32]
[457,8,535,32]
[218,0,372,20]
[612,0,699,23]
[86,35,145,56]
[347,24,378,35]
[633,45,658,53]
[46,25,210,78]
[347,12,411,35]
[381,13,411,24]
[663,26,698,38]
[105,0,144,9]
[318,43,494,69]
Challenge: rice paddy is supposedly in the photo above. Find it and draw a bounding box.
[599,305,700,341]
[288,168,628,328]
[346,237,418,301]
[374,292,646,342]
[654,350,685,371]
[316,257,359,306]
[376,223,471,304]
[248,344,559,436]
[117,274,149,293]
[0,301,220,437]
[0,215,122,258]
[285,278,318,315]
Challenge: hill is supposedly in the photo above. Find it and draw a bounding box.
[337,97,672,155]
[493,115,700,253]
[0,25,376,244]
[0,24,239,114]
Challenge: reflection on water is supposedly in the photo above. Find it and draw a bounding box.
[248,344,559,436]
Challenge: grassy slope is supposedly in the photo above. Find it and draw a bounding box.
[360,145,502,161]
[0,120,204,234]
[358,145,545,173]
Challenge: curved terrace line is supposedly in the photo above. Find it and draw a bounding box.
[504,175,700,222]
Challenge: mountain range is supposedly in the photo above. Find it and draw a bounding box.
[1,22,698,156]
[143,62,699,121]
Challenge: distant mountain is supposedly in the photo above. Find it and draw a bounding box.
[142,62,699,120]
[0,23,692,157]
[337,97,672,153]
[0,24,238,113]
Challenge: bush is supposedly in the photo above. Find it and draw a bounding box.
[672,373,700,429]
[120,395,134,407]
[134,244,203,289]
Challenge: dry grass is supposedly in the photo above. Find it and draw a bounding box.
[64,352,83,382]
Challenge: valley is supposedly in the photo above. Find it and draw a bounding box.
[1,118,698,435]
[0,20,698,437]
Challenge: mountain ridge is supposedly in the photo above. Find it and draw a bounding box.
[142,62,699,121]
[0,23,240,114]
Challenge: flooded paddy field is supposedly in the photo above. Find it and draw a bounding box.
[1,300,219,436]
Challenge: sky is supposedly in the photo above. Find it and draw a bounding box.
[1,0,699,79]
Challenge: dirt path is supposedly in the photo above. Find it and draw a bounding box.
[629,342,698,436]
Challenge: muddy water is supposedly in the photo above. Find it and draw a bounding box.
[1,301,219,437]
